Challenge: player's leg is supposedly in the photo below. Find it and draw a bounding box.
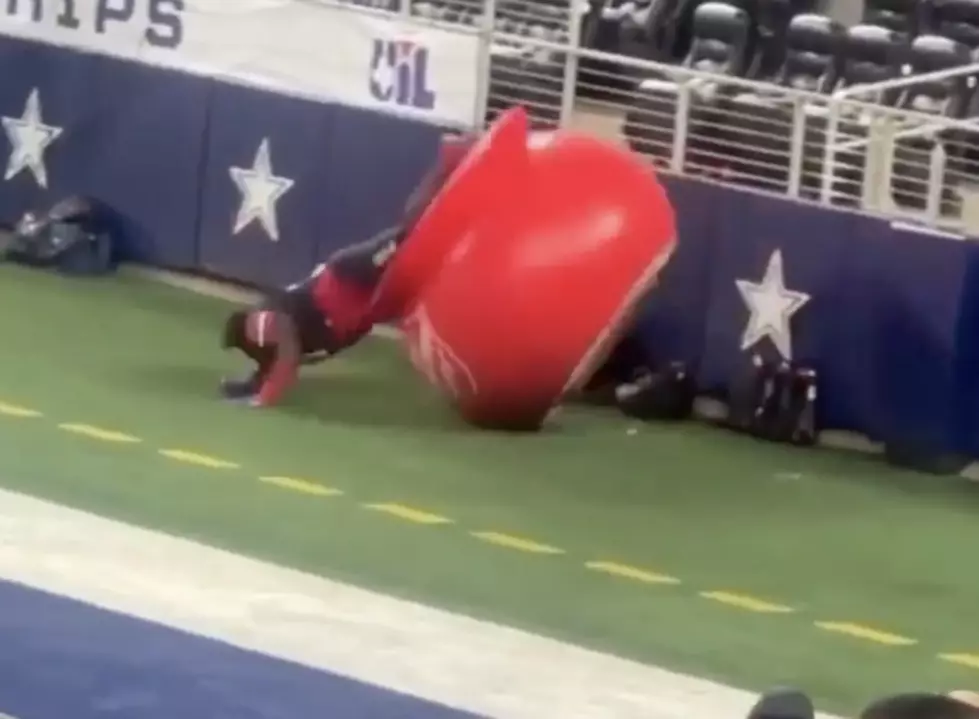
[326,131,478,285]
[326,224,402,287]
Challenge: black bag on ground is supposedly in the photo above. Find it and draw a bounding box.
[577,331,651,406]
[0,196,115,276]
[727,355,779,434]
[615,361,695,421]
[771,365,818,446]
[727,356,818,445]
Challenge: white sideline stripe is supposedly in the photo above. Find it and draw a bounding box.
[0,488,837,719]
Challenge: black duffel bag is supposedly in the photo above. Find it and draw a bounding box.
[727,356,818,446]
[615,361,696,421]
[0,196,115,276]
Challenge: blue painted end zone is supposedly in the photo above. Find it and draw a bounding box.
[0,580,482,719]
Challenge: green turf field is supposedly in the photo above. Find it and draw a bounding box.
[1,264,978,713]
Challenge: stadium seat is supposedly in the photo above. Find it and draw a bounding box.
[836,24,907,99]
[606,0,658,57]
[641,0,696,61]
[643,0,759,62]
[596,0,673,60]
[862,0,927,35]
[793,25,907,206]
[774,13,846,91]
[623,3,751,172]
[578,0,643,100]
[744,0,824,77]
[890,34,973,209]
[700,11,844,193]
[705,14,844,195]
[682,2,753,74]
[925,0,979,49]
[895,34,972,115]
[748,0,822,79]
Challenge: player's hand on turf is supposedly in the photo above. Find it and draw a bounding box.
[220,377,263,407]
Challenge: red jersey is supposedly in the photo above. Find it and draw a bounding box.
[310,263,375,347]
[251,131,478,406]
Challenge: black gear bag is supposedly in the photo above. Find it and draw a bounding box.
[615,361,696,421]
[727,356,818,445]
[0,196,115,276]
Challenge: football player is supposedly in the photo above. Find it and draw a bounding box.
[220,132,476,406]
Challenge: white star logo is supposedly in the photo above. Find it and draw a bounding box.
[229,138,294,241]
[735,249,810,360]
[2,88,63,188]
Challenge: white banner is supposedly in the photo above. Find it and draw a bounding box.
[0,0,480,126]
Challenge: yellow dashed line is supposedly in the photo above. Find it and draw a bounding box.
[586,561,680,585]
[815,621,917,646]
[365,503,453,525]
[13,400,977,672]
[259,476,342,497]
[940,653,979,670]
[159,449,239,470]
[700,590,795,614]
[0,401,41,418]
[58,423,141,444]
[471,531,564,555]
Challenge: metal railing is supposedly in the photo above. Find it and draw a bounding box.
[832,61,979,100]
[327,0,979,233]
[822,62,979,226]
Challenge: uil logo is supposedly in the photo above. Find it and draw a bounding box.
[369,38,437,110]
[401,304,477,399]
